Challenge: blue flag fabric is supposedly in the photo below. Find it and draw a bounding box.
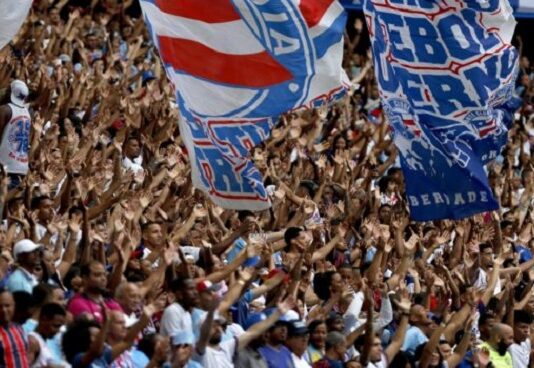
[364,0,520,221]
[343,0,534,18]
[141,0,348,211]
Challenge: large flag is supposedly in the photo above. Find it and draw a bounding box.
[511,0,534,16]
[141,0,348,210]
[0,0,33,50]
[342,0,534,18]
[364,0,520,221]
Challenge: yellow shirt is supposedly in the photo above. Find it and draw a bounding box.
[479,342,513,368]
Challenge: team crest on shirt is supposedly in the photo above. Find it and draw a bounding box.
[7,116,30,162]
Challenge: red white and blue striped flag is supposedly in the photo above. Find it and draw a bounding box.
[141,0,348,210]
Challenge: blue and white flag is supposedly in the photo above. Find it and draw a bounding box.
[141,0,348,210]
[343,0,534,18]
[0,0,33,50]
[364,0,520,221]
[505,0,534,17]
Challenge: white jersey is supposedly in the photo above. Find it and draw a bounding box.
[0,103,31,174]
[29,332,57,368]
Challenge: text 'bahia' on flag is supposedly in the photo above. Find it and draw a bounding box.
[140,0,349,210]
[364,0,521,221]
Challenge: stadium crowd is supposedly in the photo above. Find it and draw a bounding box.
[0,1,532,367]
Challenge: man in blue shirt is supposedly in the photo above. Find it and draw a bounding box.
[6,239,41,293]
[401,304,432,357]
[259,320,294,368]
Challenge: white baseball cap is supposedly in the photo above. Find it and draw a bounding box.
[10,80,29,107]
[13,239,41,259]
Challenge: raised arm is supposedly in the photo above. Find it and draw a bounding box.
[384,296,411,363]
[446,317,473,368]
[237,297,294,349]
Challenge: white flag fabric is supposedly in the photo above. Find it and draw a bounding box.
[516,0,534,15]
[0,0,33,50]
[141,0,348,211]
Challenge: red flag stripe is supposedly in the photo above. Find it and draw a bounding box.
[299,0,334,28]
[155,0,241,23]
[158,36,292,88]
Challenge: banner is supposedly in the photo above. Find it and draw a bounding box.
[0,0,33,50]
[141,0,348,210]
[364,0,520,221]
[512,0,534,18]
[344,0,534,18]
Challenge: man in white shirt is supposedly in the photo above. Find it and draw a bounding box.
[122,135,144,174]
[508,310,532,368]
[193,296,294,368]
[160,278,199,337]
[0,79,32,189]
[286,320,311,368]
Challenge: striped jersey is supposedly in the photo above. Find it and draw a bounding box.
[0,323,29,368]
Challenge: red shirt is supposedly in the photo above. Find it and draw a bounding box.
[0,323,29,368]
[67,293,123,323]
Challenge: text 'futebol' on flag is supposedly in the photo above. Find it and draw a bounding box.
[365,0,521,221]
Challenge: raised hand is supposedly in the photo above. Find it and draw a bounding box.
[247,235,265,258]
[404,234,419,254]
[192,205,208,219]
[274,188,286,201]
[316,154,327,169]
[277,296,296,315]
[326,204,339,220]
[435,230,450,245]
[394,294,412,314]
[313,141,330,153]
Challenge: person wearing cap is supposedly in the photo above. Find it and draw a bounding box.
[170,331,202,368]
[258,315,294,368]
[235,313,269,368]
[197,280,221,309]
[286,320,312,368]
[0,79,32,188]
[6,239,41,293]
